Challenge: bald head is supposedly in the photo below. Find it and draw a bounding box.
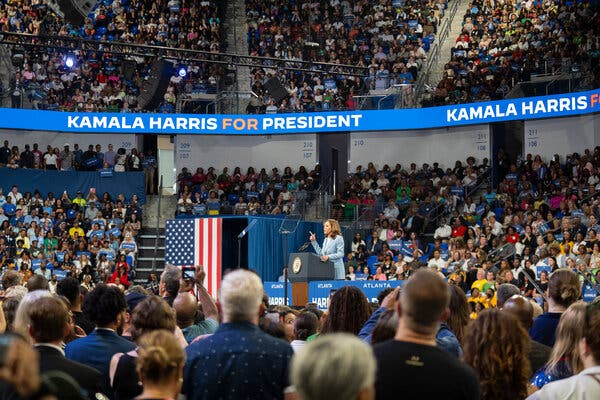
[399,269,450,334]
[502,295,533,329]
[173,292,198,328]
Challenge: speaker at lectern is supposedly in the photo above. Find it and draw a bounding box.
[287,252,334,282]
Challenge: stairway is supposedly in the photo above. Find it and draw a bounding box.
[135,227,165,282]
[426,0,472,88]
[221,0,252,113]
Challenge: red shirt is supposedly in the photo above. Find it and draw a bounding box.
[452,225,467,238]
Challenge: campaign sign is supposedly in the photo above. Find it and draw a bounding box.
[583,284,599,303]
[54,269,68,281]
[308,280,405,310]
[263,282,293,306]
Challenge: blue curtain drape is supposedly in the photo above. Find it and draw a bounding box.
[0,169,146,204]
[247,216,323,281]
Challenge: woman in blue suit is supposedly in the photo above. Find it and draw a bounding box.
[309,219,346,279]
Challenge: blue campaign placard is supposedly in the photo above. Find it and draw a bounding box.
[583,284,599,302]
[308,280,405,310]
[54,269,68,281]
[31,259,42,270]
[263,282,293,306]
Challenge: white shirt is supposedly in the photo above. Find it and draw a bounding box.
[526,366,600,400]
[290,340,307,354]
[434,224,452,239]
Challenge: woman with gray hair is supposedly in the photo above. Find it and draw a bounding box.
[290,333,376,400]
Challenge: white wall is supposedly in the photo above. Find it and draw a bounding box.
[524,114,600,159]
[0,129,138,152]
[175,134,317,172]
[349,124,490,171]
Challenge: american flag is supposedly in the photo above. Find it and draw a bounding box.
[165,218,223,297]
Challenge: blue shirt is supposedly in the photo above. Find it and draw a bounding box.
[65,328,135,399]
[183,321,293,400]
[530,312,562,347]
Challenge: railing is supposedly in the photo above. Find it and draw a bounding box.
[414,0,461,104]
[152,175,164,273]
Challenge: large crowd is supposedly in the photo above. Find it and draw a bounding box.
[175,164,323,216]
[0,263,597,399]
[244,0,447,112]
[0,141,147,289]
[432,0,600,105]
[1,0,224,112]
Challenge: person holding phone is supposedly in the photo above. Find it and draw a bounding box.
[310,219,345,279]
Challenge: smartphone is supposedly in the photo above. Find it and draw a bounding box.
[182,267,195,280]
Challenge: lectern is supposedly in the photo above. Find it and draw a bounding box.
[287,252,334,306]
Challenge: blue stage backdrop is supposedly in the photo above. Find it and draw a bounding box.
[247,216,323,281]
[0,169,145,204]
[172,215,324,281]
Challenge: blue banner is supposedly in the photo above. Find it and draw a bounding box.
[1,90,599,134]
[308,280,405,310]
[263,282,293,306]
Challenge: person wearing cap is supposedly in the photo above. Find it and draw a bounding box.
[73,191,87,208]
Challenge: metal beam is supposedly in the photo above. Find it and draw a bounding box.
[0,32,368,77]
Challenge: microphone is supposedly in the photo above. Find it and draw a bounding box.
[299,241,311,251]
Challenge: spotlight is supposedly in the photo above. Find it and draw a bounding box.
[65,55,75,69]
[177,65,187,78]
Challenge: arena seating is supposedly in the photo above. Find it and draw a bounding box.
[1,0,223,112]
[175,164,320,216]
[244,0,448,112]
[432,0,600,105]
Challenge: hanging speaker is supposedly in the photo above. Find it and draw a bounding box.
[50,0,99,26]
[263,77,288,103]
[137,60,173,111]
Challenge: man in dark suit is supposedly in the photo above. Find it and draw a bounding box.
[65,285,135,399]
[28,296,104,399]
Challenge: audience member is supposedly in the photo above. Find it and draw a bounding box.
[530,269,581,347]
[530,302,587,390]
[290,333,376,400]
[463,309,531,400]
[135,330,187,400]
[65,284,136,398]
[110,295,180,400]
[183,269,293,399]
[502,295,552,375]
[27,296,104,399]
[527,300,600,400]
[373,269,480,399]
[321,285,372,336]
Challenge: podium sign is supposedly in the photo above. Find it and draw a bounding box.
[288,252,334,282]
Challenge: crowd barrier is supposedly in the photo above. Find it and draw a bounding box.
[0,169,146,204]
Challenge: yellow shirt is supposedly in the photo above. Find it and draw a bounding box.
[471,279,487,292]
[73,197,87,207]
[69,227,85,238]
